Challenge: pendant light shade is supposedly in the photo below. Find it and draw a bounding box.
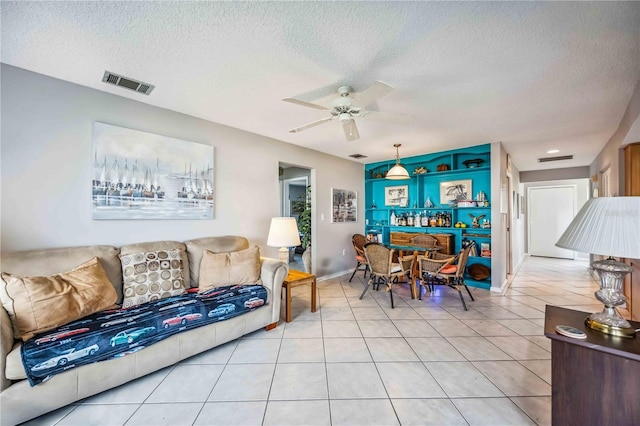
[385,144,410,180]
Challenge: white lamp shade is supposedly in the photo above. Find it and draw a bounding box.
[556,196,640,259]
[267,217,301,247]
[386,164,410,180]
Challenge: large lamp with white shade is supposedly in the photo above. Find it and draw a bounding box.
[556,196,640,338]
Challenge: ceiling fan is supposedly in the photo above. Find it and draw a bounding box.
[283,81,412,142]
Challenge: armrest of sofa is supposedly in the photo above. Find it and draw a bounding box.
[1,306,14,391]
[260,257,288,324]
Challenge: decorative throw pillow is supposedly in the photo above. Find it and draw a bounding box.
[0,257,118,341]
[120,249,186,308]
[199,246,262,293]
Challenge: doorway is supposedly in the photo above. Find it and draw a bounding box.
[279,163,312,272]
[528,185,576,259]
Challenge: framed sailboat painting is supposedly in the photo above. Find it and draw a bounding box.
[92,122,214,220]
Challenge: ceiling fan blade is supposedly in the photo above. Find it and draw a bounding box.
[351,81,393,109]
[282,97,331,111]
[289,116,333,133]
[343,119,360,141]
[362,110,414,124]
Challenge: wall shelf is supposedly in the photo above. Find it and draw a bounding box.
[365,144,492,289]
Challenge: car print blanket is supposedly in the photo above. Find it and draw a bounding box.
[21,284,268,386]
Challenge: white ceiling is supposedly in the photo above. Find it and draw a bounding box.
[2,1,639,171]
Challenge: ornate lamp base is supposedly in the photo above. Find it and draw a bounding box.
[585,317,636,338]
[587,258,636,339]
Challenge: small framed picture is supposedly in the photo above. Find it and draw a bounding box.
[331,188,357,223]
[384,185,408,206]
[440,180,472,205]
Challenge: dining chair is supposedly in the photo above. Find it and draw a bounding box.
[410,234,438,251]
[359,242,412,308]
[418,244,475,310]
[348,234,370,282]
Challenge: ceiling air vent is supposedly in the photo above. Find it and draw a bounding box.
[102,71,155,95]
[538,155,573,163]
[349,154,367,159]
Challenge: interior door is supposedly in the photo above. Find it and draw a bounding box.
[528,186,575,259]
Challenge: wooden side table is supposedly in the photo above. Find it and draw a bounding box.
[544,305,640,425]
[282,269,317,322]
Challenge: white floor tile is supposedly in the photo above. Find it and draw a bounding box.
[324,338,372,363]
[511,396,552,426]
[365,337,420,362]
[193,401,266,426]
[330,399,399,426]
[263,400,331,426]
[209,364,275,401]
[228,338,281,363]
[406,337,466,361]
[376,362,445,398]
[278,338,325,363]
[357,319,401,337]
[269,363,328,400]
[146,364,224,403]
[55,404,139,426]
[425,361,504,398]
[473,360,551,396]
[392,319,440,337]
[453,397,536,425]
[322,320,362,337]
[392,399,467,425]
[125,402,202,426]
[326,363,387,399]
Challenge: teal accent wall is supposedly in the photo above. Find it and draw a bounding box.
[364,144,492,289]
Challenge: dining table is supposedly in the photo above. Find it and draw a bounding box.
[387,243,443,299]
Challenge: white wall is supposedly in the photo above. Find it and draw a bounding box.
[1,65,363,278]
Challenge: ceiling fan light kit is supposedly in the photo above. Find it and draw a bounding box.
[284,81,411,142]
[386,143,410,180]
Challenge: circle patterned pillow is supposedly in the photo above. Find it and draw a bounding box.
[120,249,185,308]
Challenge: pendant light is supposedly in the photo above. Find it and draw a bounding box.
[386,143,410,180]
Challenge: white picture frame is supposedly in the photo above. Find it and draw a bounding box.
[331,188,357,223]
[384,185,408,206]
[440,179,472,205]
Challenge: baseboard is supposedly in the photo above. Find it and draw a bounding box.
[513,254,526,275]
[317,268,354,282]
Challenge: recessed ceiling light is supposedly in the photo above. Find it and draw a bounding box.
[547,149,560,154]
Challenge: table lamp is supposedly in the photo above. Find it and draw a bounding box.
[556,196,640,338]
[267,217,301,264]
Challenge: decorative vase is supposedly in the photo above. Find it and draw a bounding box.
[302,247,312,273]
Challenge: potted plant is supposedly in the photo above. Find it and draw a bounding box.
[297,186,312,272]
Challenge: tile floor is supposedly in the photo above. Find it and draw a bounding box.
[23,256,600,426]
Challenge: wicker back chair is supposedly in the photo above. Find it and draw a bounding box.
[359,243,412,308]
[410,234,438,250]
[418,244,475,310]
[348,234,370,282]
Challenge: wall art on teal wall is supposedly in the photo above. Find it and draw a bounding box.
[384,185,408,206]
[440,179,472,205]
[92,122,214,220]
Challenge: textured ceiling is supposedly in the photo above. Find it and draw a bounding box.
[2,1,639,171]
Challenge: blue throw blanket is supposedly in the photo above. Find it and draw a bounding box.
[21,284,268,386]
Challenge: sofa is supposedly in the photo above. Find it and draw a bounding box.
[0,236,288,426]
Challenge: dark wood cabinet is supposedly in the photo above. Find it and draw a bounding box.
[624,142,640,196]
[545,306,640,425]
